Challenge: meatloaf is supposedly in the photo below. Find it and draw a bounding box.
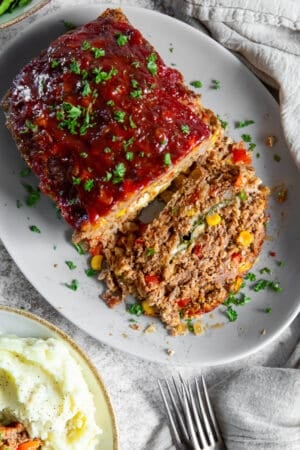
[100,139,270,334]
[1,8,214,250]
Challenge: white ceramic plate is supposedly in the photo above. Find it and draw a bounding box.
[0,305,119,449]
[0,6,299,366]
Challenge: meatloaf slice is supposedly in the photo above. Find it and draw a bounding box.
[1,8,214,249]
[100,140,269,334]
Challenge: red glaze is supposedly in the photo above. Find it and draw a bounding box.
[7,13,210,229]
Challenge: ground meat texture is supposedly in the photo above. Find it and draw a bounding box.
[101,137,269,334]
[0,423,42,450]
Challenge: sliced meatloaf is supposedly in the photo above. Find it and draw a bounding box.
[1,8,214,250]
[100,140,269,334]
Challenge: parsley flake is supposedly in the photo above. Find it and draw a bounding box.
[104,172,112,182]
[63,20,76,30]
[65,260,76,270]
[190,80,202,88]
[85,268,97,277]
[82,80,91,96]
[72,176,81,185]
[217,115,228,129]
[181,124,190,134]
[51,59,60,68]
[22,184,40,207]
[114,110,126,123]
[112,163,126,183]
[164,153,172,167]
[116,33,128,46]
[84,179,94,191]
[212,79,221,90]
[70,58,81,74]
[129,115,137,129]
[225,306,238,322]
[126,151,134,161]
[127,303,144,316]
[81,40,91,51]
[146,53,158,76]
[29,225,41,233]
[242,134,252,143]
[92,47,105,58]
[236,120,255,129]
[65,279,78,291]
[146,247,155,257]
[73,243,86,255]
[264,307,272,313]
[273,154,281,162]
[20,167,31,177]
[80,152,88,158]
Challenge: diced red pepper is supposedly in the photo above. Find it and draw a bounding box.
[269,251,276,257]
[232,148,252,165]
[145,274,159,284]
[193,245,203,258]
[187,307,204,317]
[135,238,144,245]
[89,243,102,256]
[188,191,199,205]
[177,298,191,308]
[231,252,242,264]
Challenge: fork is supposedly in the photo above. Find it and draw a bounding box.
[158,375,226,450]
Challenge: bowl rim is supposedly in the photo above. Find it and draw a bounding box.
[0,304,119,450]
[0,0,50,30]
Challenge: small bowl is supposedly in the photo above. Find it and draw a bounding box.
[0,305,119,450]
[0,0,50,30]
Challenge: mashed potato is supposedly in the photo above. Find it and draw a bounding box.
[0,335,101,449]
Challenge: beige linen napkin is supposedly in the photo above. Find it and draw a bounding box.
[159,0,300,170]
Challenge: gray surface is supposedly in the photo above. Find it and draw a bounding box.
[0,1,299,449]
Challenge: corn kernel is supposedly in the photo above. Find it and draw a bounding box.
[90,254,103,271]
[186,208,197,217]
[116,208,126,218]
[238,261,252,273]
[141,300,156,316]
[231,276,243,293]
[237,230,254,247]
[193,321,204,336]
[206,212,221,226]
[176,323,188,335]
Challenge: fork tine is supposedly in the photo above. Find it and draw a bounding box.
[187,381,209,448]
[158,379,182,447]
[201,375,222,441]
[195,377,214,445]
[166,378,190,442]
[181,382,202,450]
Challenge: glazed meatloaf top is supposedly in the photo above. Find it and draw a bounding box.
[1,8,212,248]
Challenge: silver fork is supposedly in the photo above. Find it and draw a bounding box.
[158,375,226,450]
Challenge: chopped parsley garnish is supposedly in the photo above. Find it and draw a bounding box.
[127,303,144,316]
[212,79,221,89]
[217,115,228,129]
[249,143,257,151]
[93,67,118,83]
[123,137,134,150]
[116,33,128,46]
[190,80,202,88]
[238,190,248,201]
[114,110,126,123]
[81,69,88,80]
[104,172,112,182]
[107,100,115,106]
[80,152,88,158]
[92,47,105,58]
[186,319,194,333]
[181,124,190,134]
[225,306,238,322]
[277,260,284,267]
[63,20,76,30]
[16,199,23,208]
[164,153,172,167]
[242,134,252,143]
[274,154,281,162]
[82,80,91,96]
[129,115,137,128]
[51,59,60,68]
[70,58,81,74]
[223,291,250,307]
[57,102,93,135]
[104,147,111,153]
[29,225,41,233]
[21,119,38,134]
[253,279,282,292]
[264,307,272,313]
[65,260,76,270]
[112,163,126,183]
[132,61,140,68]
[244,272,256,281]
[260,267,271,274]
[84,179,94,191]
[126,151,134,161]
[73,243,86,255]
[146,247,155,257]
[65,279,78,291]
[72,176,81,185]
[130,89,143,99]
[112,135,118,142]
[22,183,40,206]
[20,167,31,177]
[236,119,255,128]
[147,53,158,76]
[131,79,138,88]
[169,47,174,53]
[256,152,260,158]
[85,268,97,277]
[81,40,91,50]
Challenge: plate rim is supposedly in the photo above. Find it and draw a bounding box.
[0,304,119,450]
[0,4,299,367]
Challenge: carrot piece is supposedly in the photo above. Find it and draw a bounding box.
[17,439,42,450]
